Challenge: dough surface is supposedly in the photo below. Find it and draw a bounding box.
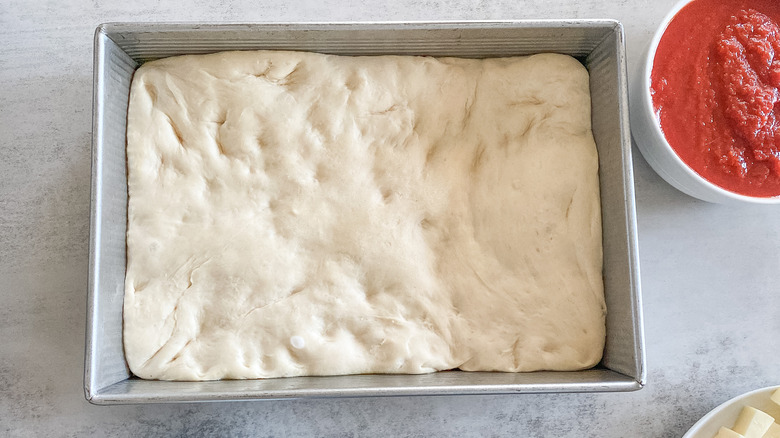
[124,50,605,380]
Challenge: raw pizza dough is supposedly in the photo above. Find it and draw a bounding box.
[124,50,605,381]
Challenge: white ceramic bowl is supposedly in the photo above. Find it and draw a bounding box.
[683,385,780,438]
[629,0,780,205]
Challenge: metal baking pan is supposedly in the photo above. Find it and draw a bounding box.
[85,21,644,404]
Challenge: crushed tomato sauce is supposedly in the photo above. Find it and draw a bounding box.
[651,0,780,197]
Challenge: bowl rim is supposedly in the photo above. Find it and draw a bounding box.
[640,0,780,204]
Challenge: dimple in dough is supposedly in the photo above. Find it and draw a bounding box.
[124,50,606,381]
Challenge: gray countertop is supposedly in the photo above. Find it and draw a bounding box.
[2,0,779,436]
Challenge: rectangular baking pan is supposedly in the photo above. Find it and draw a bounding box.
[86,21,644,404]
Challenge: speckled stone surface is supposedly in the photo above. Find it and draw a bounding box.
[1,0,779,436]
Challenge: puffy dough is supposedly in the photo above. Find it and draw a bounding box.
[124,50,605,380]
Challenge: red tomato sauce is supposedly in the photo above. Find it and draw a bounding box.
[651,0,780,197]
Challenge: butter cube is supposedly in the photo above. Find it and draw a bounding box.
[772,389,780,407]
[762,423,780,438]
[764,403,780,423]
[714,427,745,438]
[734,406,775,438]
